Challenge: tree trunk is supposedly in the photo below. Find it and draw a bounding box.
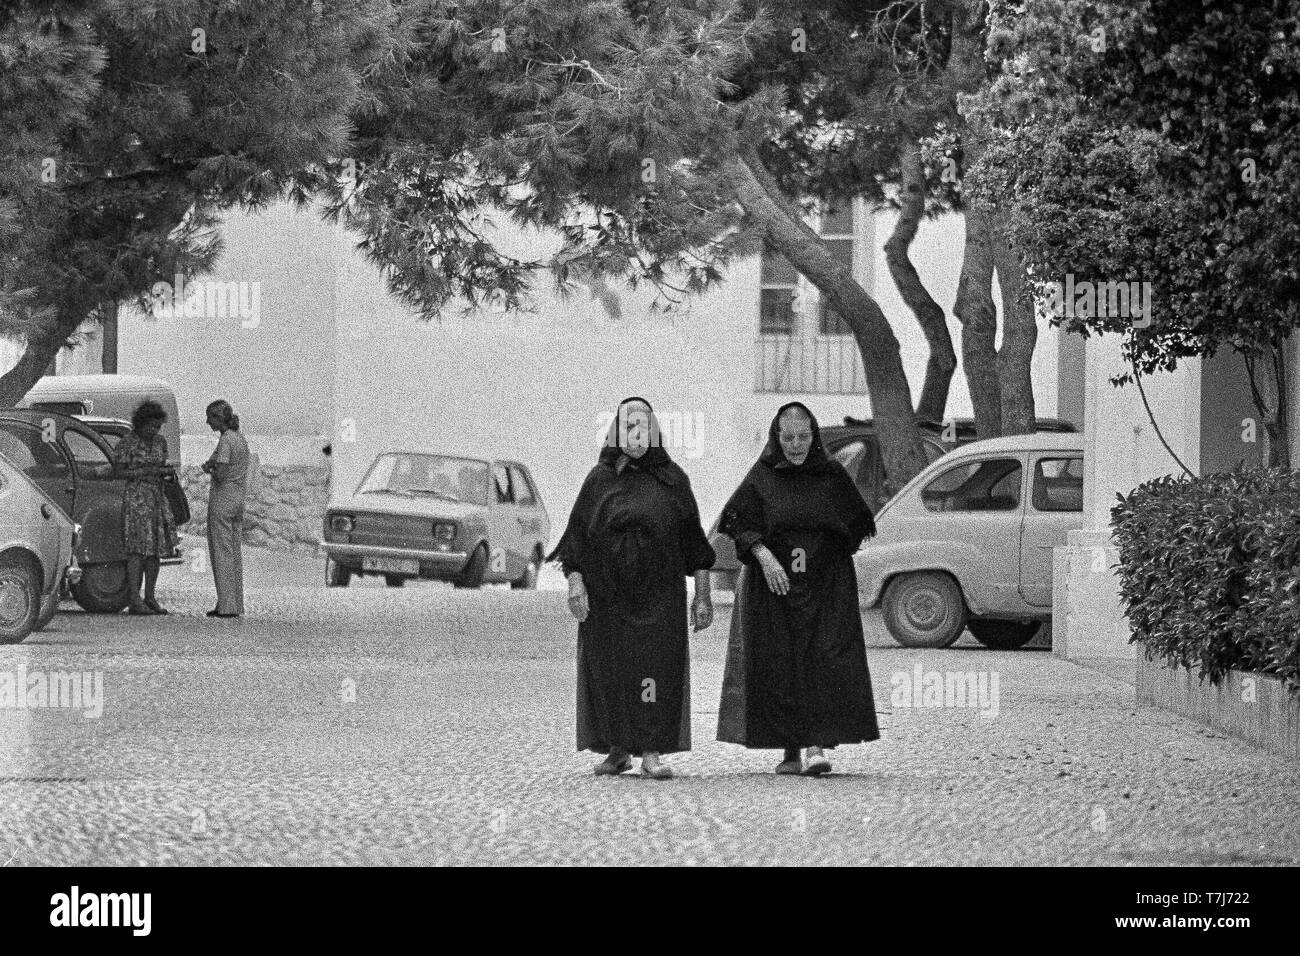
[992,220,1036,434]
[950,0,1004,440]
[1246,345,1292,469]
[726,150,930,494]
[954,205,1002,439]
[0,300,94,406]
[884,142,956,423]
[101,300,119,373]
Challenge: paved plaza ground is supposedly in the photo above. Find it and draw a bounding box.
[2,544,1296,866]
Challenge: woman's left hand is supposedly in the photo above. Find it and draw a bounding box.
[691,597,713,631]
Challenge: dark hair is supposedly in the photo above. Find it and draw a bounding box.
[206,399,240,431]
[132,399,168,432]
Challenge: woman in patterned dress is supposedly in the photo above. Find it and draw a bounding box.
[112,400,178,615]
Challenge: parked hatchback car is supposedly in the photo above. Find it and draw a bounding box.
[0,451,80,643]
[706,416,1078,591]
[855,432,1085,649]
[321,451,550,589]
[0,408,145,613]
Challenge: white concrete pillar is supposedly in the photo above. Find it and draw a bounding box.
[1053,332,1201,660]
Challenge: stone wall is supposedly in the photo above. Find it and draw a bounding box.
[178,464,329,551]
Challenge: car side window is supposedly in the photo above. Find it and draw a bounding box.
[492,464,513,504]
[509,466,535,505]
[0,422,71,480]
[921,458,1023,512]
[1032,457,1084,512]
[63,429,114,480]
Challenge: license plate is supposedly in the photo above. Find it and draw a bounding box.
[363,557,419,575]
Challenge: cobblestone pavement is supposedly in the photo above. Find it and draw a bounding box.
[1,545,1297,866]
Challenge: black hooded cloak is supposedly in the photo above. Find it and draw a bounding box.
[716,402,880,749]
[548,397,716,755]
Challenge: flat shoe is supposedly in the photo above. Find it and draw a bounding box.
[640,761,674,780]
[594,755,633,776]
[803,754,832,776]
[127,604,155,616]
[775,759,802,775]
[144,600,168,615]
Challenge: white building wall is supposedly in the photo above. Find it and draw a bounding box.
[5,199,1064,536]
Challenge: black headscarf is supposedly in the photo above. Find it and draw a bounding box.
[758,401,832,474]
[598,396,678,485]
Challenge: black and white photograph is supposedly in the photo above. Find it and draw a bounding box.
[0,0,1294,923]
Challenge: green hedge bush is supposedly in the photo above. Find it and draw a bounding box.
[1111,468,1300,696]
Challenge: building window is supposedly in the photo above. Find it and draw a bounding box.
[760,290,795,335]
[759,242,797,335]
[818,203,854,336]
[755,198,867,393]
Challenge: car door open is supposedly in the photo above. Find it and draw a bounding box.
[1018,455,1085,606]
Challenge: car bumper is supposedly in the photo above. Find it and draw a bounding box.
[319,542,469,569]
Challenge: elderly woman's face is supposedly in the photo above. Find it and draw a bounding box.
[778,411,813,465]
[620,405,652,459]
[138,419,162,441]
[206,411,223,431]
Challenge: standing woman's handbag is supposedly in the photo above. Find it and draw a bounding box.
[162,468,191,526]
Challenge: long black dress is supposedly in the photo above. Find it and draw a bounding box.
[549,399,716,756]
[716,402,880,750]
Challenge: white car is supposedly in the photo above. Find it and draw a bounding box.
[856,432,1085,649]
[321,452,550,589]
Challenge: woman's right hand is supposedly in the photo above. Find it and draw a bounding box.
[567,573,589,622]
[755,546,790,596]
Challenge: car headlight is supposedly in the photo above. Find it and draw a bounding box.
[329,514,355,533]
[433,522,456,541]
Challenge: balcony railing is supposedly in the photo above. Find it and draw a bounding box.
[754,335,867,394]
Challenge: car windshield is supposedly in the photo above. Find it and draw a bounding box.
[356,453,489,505]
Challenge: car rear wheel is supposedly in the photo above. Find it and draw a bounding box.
[455,544,488,590]
[511,551,541,590]
[0,558,40,644]
[71,561,131,614]
[968,618,1040,650]
[882,571,966,648]
[326,558,351,588]
[384,574,406,588]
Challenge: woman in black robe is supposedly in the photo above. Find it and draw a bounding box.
[549,397,716,779]
[717,401,880,775]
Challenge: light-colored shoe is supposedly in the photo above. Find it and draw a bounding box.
[594,753,633,776]
[802,748,832,776]
[640,753,674,779]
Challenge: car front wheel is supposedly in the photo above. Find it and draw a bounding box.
[71,561,131,614]
[968,618,1041,650]
[511,551,541,590]
[455,544,488,590]
[882,571,966,648]
[326,558,351,588]
[0,558,40,644]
